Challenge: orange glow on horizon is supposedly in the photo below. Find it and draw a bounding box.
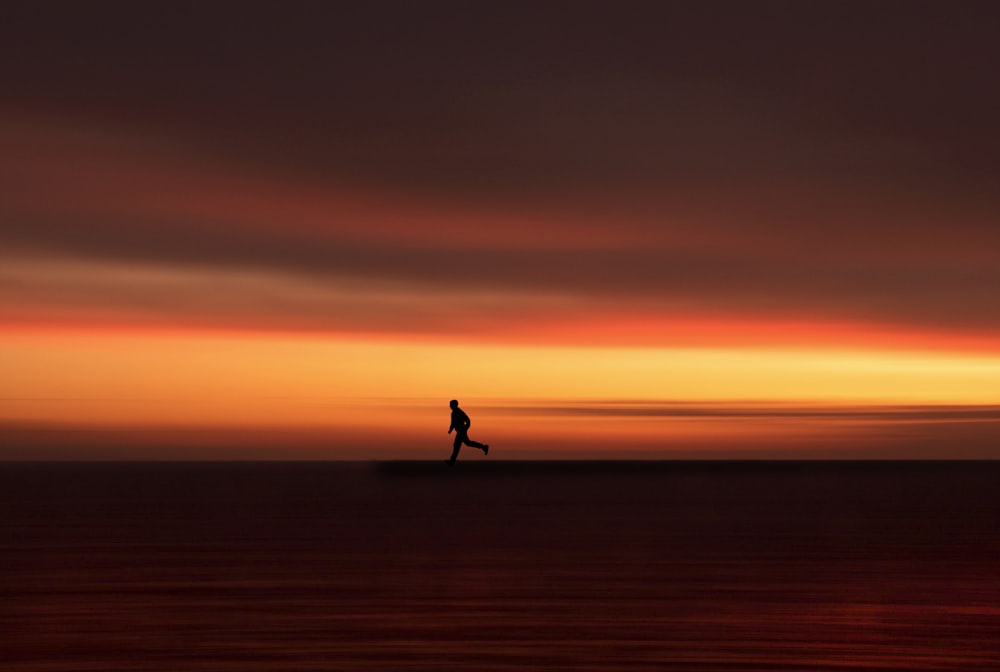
[4,325,1000,459]
[5,329,1000,426]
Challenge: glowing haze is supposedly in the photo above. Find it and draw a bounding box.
[2,3,999,458]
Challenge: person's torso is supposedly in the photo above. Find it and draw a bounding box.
[452,408,470,430]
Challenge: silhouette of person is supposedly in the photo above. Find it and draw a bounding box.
[446,399,489,466]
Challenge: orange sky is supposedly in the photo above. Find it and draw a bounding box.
[3,326,1000,458]
[2,119,999,459]
[3,125,999,458]
[3,5,1000,458]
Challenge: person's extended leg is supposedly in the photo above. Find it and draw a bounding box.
[447,433,463,465]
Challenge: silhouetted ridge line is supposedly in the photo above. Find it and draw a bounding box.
[372,459,994,478]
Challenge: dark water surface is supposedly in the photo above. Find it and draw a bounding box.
[2,461,999,670]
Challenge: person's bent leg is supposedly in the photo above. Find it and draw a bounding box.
[463,437,489,454]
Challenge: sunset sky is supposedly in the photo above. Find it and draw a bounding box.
[2,2,999,458]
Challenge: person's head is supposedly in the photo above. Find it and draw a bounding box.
[449,399,459,409]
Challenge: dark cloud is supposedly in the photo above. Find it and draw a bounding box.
[4,199,999,335]
[2,2,1000,340]
[3,1,1000,192]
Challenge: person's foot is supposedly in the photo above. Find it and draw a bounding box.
[482,444,489,456]
[444,459,455,467]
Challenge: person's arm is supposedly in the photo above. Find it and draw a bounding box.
[448,414,454,434]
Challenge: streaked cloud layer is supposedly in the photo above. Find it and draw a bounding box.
[2,3,999,456]
[3,116,999,350]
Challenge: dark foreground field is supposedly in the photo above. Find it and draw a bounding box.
[2,460,999,670]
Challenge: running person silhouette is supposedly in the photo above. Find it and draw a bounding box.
[446,399,489,466]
